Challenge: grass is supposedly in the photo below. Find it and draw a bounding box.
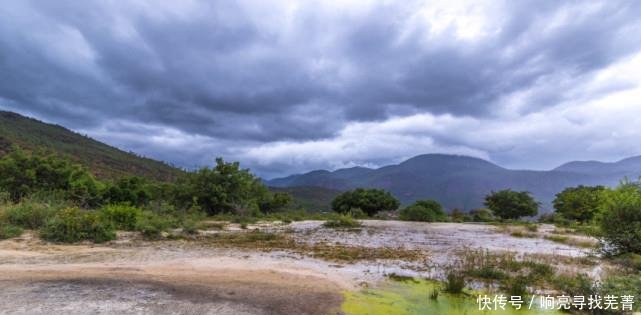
[198,230,425,263]
[544,234,597,248]
[509,231,537,238]
[454,249,555,293]
[0,223,23,239]
[323,214,362,229]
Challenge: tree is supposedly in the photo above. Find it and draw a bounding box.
[399,199,447,222]
[0,147,101,206]
[598,180,641,255]
[331,188,399,216]
[484,189,539,220]
[553,185,606,222]
[258,192,293,213]
[102,176,153,207]
[172,158,279,215]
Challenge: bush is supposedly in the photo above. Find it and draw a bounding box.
[553,185,606,223]
[444,271,465,294]
[99,204,142,231]
[101,176,153,207]
[501,276,529,297]
[3,201,59,229]
[135,211,172,239]
[399,199,447,222]
[323,214,362,228]
[40,208,115,243]
[331,188,399,216]
[0,223,23,239]
[484,190,539,220]
[348,208,368,219]
[469,208,496,222]
[598,183,641,255]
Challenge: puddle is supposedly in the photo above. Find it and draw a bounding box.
[342,279,564,315]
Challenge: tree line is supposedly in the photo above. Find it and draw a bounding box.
[329,183,641,256]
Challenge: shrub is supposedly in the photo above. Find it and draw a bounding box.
[553,185,606,223]
[99,204,142,231]
[3,201,59,229]
[484,190,539,220]
[331,188,399,216]
[399,199,447,222]
[468,208,495,222]
[101,176,153,207]
[40,208,115,243]
[348,208,368,219]
[449,208,467,222]
[181,219,198,235]
[598,182,641,254]
[0,223,23,239]
[501,276,529,297]
[135,211,171,239]
[323,214,362,229]
[444,271,466,294]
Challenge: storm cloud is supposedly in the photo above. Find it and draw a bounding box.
[1,0,641,178]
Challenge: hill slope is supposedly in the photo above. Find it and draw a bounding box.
[268,154,641,211]
[0,111,182,181]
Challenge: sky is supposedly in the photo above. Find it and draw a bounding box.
[1,0,641,178]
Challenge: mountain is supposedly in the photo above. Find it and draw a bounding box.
[268,154,641,211]
[269,186,342,212]
[554,156,641,176]
[0,111,182,181]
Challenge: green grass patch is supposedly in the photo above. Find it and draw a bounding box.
[0,223,23,239]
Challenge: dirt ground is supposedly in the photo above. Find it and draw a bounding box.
[0,221,599,315]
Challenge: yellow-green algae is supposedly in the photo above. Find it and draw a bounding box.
[342,279,564,315]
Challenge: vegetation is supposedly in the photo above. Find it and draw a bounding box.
[484,190,539,220]
[598,180,641,255]
[470,208,496,222]
[0,223,22,239]
[0,111,180,181]
[331,188,399,216]
[323,214,362,228]
[1,199,61,229]
[202,230,425,263]
[399,199,447,222]
[99,204,142,231]
[443,271,466,294]
[0,147,295,243]
[553,185,606,223]
[40,207,115,243]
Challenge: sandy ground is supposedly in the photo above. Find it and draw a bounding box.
[0,221,599,315]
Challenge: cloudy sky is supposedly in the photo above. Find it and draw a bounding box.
[1,0,641,178]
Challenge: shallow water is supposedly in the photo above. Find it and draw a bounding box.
[342,279,563,315]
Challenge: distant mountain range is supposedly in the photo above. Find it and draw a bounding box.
[0,111,182,181]
[267,154,641,211]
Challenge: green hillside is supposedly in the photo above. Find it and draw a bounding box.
[269,186,342,212]
[0,111,182,181]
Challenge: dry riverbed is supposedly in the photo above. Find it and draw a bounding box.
[0,221,601,315]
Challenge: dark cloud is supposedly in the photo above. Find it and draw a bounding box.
[1,0,640,176]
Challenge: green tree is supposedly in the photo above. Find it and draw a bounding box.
[399,199,447,222]
[598,180,641,255]
[173,158,271,215]
[553,185,606,222]
[0,147,101,206]
[102,176,153,207]
[331,188,399,216]
[484,189,539,220]
[258,192,293,213]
